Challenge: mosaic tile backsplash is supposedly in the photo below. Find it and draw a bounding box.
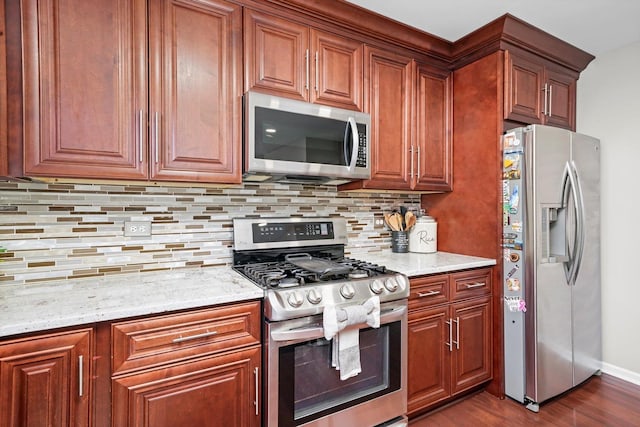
[0,181,420,286]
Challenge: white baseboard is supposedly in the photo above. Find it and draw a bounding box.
[601,362,640,386]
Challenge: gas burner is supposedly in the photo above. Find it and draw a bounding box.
[232,217,410,321]
[278,277,301,288]
[348,270,369,279]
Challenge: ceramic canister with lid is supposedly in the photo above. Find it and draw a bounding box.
[409,212,437,253]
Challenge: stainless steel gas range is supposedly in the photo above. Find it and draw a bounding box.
[233,217,409,427]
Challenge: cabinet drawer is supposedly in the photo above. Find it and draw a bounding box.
[112,301,261,375]
[450,268,492,301]
[409,274,449,308]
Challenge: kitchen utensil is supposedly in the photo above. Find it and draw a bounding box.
[394,212,404,231]
[405,211,416,231]
[387,214,401,232]
[399,206,407,230]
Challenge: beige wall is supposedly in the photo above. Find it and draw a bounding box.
[577,40,640,384]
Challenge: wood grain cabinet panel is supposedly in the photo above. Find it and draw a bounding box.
[339,55,453,192]
[111,301,262,427]
[504,50,577,130]
[361,46,413,190]
[407,305,451,414]
[21,0,147,179]
[310,29,363,110]
[149,0,242,183]
[451,296,493,395]
[0,329,93,427]
[407,268,493,417]
[19,0,242,183]
[112,301,260,375]
[414,63,453,191]
[112,346,261,427]
[244,9,363,111]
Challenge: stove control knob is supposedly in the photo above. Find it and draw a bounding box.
[384,277,399,292]
[307,289,322,305]
[287,291,304,308]
[340,283,356,299]
[370,279,385,294]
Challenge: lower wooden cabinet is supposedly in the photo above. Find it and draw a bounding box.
[112,347,261,427]
[407,268,493,417]
[0,328,93,427]
[0,300,261,427]
[110,300,262,427]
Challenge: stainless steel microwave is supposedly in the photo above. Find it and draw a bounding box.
[243,91,371,185]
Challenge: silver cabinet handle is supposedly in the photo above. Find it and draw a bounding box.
[548,84,553,117]
[409,146,414,178]
[445,319,452,352]
[315,51,319,93]
[154,112,159,164]
[542,83,548,116]
[254,367,259,416]
[417,290,440,297]
[305,49,309,91]
[465,282,486,289]
[78,355,84,397]
[172,330,217,343]
[453,317,460,350]
[417,145,421,179]
[138,110,144,163]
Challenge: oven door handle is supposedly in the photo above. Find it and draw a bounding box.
[270,305,407,342]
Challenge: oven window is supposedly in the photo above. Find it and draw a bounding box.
[278,321,402,427]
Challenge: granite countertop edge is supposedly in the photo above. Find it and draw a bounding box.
[0,251,496,339]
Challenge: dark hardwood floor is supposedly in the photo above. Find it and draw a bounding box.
[409,374,640,426]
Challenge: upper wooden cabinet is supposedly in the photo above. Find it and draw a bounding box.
[19,0,241,183]
[414,63,453,191]
[0,328,93,427]
[244,9,363,111]
[339,50,452,192]
[504,50,577,130]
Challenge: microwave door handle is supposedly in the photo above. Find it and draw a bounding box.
[345,117,359,170]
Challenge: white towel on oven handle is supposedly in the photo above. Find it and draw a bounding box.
[323,295,380,341]
[323,296,380,380]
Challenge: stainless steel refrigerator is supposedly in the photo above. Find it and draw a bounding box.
[502,125,601,412]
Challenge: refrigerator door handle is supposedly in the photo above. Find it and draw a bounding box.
[569,161,586,286]
[561,161,583,285]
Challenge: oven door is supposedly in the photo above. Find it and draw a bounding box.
[265,300,407,427]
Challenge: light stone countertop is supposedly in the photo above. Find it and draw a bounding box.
[0,267,263,338]
[360,251,496,277]
[0,251,495,339]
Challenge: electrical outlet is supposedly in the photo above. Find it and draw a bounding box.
[124,221,152,237]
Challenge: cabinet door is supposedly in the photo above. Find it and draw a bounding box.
[21,0,148,179]
[310,29,363,111]
[414,64,452,191]
[112,346,261,427]
[504,50,544,125]
[544,67,576,130]
[244,9,308,100]
[0,329,92,427]
[364,46,413,190]
[149,0,241,183]
[0,0,6,177]
[450,297,492,395]
[407,305,450,416]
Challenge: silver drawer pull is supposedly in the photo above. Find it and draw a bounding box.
[465,282,486,289]
[417,290,441,298]
[172,330,217,343]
